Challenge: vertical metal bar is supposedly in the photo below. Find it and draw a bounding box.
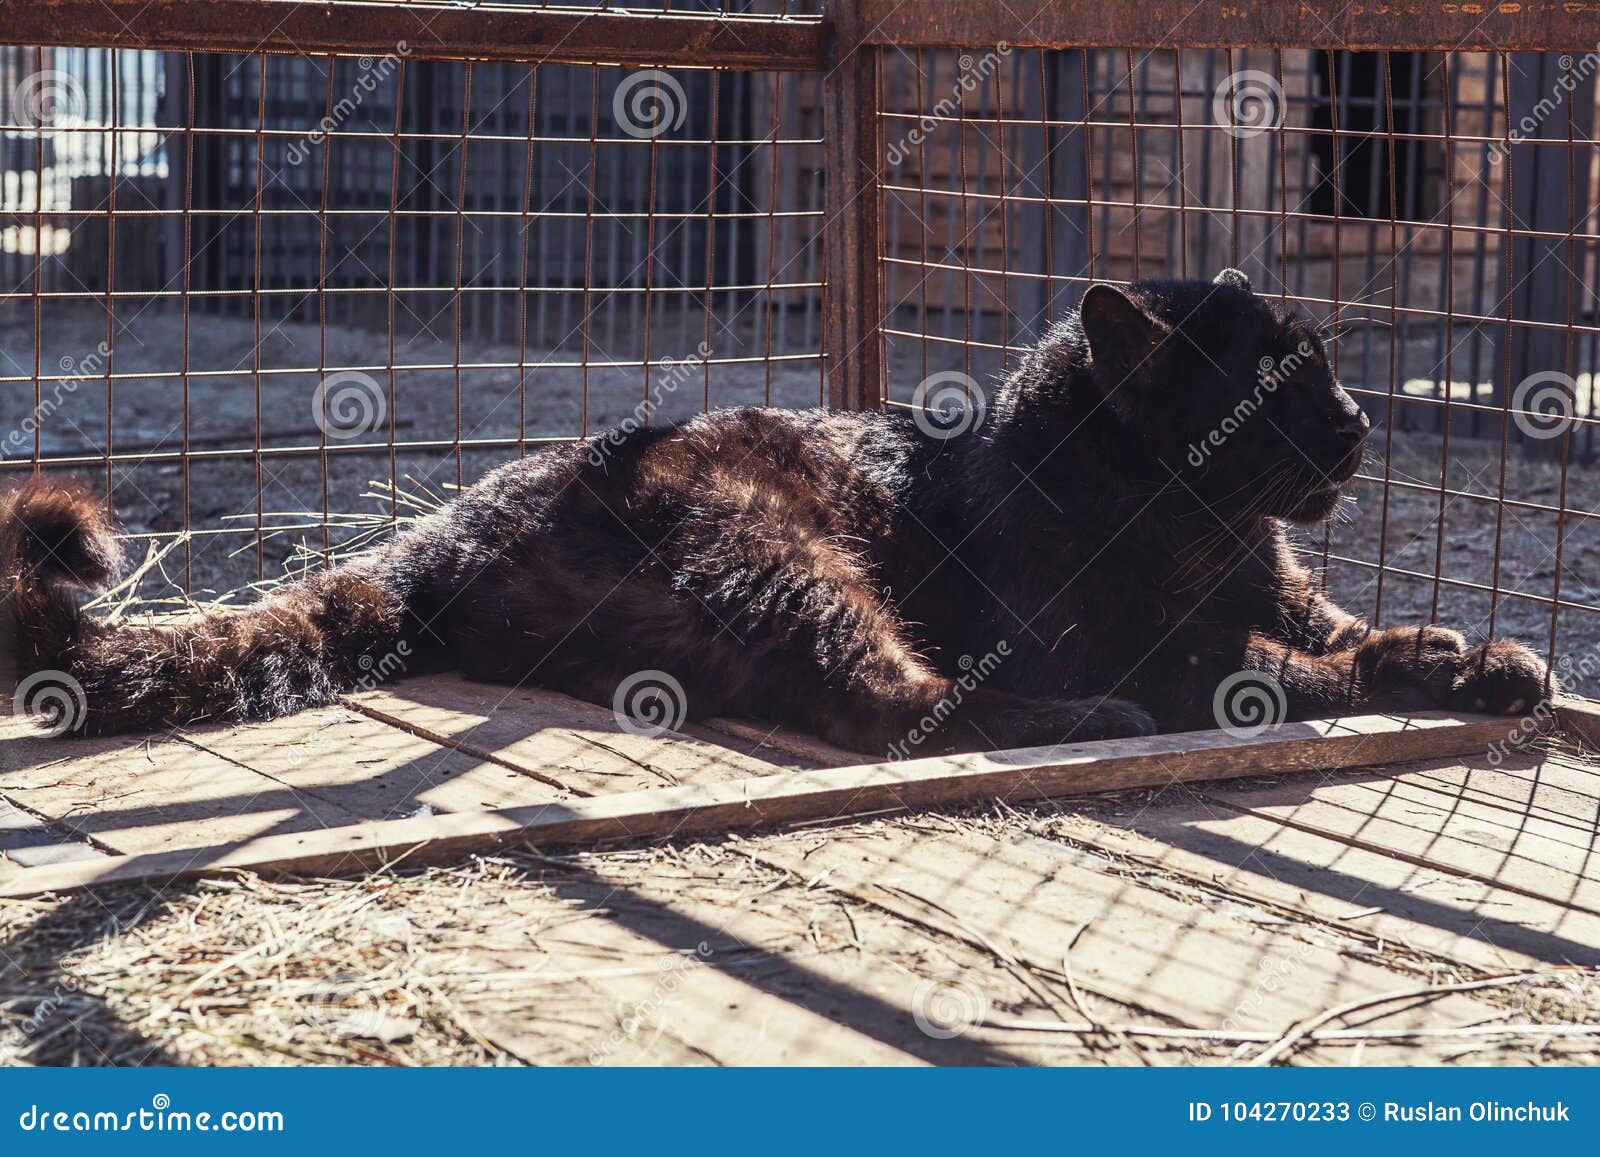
[182,51,195,591]
[642,73,661,420]
[702,70,719,411]
[518,62,537,456]
[763,72,781,402]
[1466,54,1498,426]
[1038,49,1058,324]
[1319,49,1342,582]
[1273,48,1287,298]
[957,56,973,379]
[581,65,598,434]
[386,58,406,523]
[452,61,472,487]
[822,4,884,410]
[1429,53,1457,623]
[1081,56,1097,285]
[1124,47,1142,279]
[1225,48,1240,268]
[825,18,889,409]
[1371,52,1401,627]
[1173,48,1188,278]
[104,52,119,506]
[995,51,1011,368]
[318,55,335,560]
[30,46,44,471]
[1545,53,1579,692]
[1487,56,1515,639]
[252,55,266,581]
[917,50,932,382]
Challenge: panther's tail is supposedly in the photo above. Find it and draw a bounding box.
[2,478,430,737]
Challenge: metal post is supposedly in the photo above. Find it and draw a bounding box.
[822,0,884,410]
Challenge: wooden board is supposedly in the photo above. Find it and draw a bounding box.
[345,676,784,793]
[1201,769,1600,920]
[0,710,1521,898]
[180,705,573,817]
[0,701,570,858]
[749,828,1499,1061]
[1056,776,1600,973]
[0,714,366,855]
[0,796,106,874]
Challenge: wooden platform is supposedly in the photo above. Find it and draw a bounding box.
[3,676,1599,1064]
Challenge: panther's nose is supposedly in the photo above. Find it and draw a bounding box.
[1334,410,1371,444]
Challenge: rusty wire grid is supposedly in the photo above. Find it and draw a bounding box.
[875,41,1600,693]
[0,38,828,599]
[2,1,1600,692]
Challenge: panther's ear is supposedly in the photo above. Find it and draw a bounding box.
[1079,283,1166,393]
[1213,267,1252,293]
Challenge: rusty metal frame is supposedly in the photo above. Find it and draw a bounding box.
[822,0,885,409]
[854,0,1600,53]
[0,0,828,70]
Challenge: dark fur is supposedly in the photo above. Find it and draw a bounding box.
[2,271,1552,751]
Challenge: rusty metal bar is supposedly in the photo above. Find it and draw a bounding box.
[855,0,1600,52]
[822,5,884,409]
[0,1,828,70]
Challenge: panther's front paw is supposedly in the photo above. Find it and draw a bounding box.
[1360,625,1469,704]
[1449,640,1554,716]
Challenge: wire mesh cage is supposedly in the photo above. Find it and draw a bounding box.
[2,1,1599,695]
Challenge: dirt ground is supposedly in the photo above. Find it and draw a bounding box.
[3,304,1599,693]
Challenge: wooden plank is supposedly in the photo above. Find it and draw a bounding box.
[1062,790,1600,971]
[1201,770,1600,920]
[0,711,1520,898]
[0,714,368,855]
[182,705,572,818]
[1393,750,1600,836]
[1557,696,1600,752]
[463,876,933,1066]
[345,676,783,793]
[0,796,108,877]
[749,829,1502,1061]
